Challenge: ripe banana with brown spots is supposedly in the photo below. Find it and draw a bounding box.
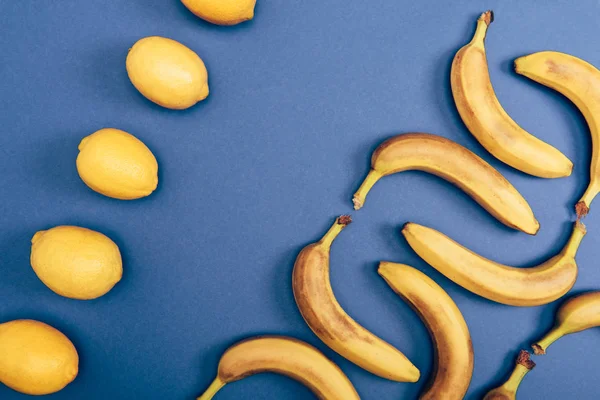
[293,216,420,382]
[402,221,586,306]
[379,262,473,400]
[451,11,572,178]
[353,133,539,235]
[197,336,360,400]
[515,51,600,217]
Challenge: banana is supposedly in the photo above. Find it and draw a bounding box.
[402,221,586,306]
[197,336,360,400]
[483,350,535,400]
[378,262,473,400]
[515,51,600,217]
[451,11,572,179]
[532,291,600,355]
[352,133,539,235]
[293,216,420,382]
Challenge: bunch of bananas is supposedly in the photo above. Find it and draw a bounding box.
[198,10,600,400]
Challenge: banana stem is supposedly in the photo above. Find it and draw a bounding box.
[563,220,587,258]
[352,170,382,210]
[319,216,352,249]
[501,364,531,394]
[197,378,225,400]
[472,10,493,44]
[532,327,564,355]
[577,183,599,218]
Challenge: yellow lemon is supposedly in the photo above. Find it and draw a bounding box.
[0,320,79,395]
[126,36,209,109]
[181,0,256,25]
[30,226,123,300]
[76,128,158,200]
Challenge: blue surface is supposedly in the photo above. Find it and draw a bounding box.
[1,1,599,399]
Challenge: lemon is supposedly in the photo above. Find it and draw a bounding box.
[76,128,158,200]
[30,225,123,300]
[181,0,256,25]
[126,36,209,109]
[0,319,79,395]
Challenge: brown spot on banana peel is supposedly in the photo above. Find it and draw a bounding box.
[545,59,562,75]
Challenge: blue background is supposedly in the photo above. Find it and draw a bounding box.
[1,0,599,399]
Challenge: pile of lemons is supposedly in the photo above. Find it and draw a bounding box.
[0,0,256,396]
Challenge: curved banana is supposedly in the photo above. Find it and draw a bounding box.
[451,11,572,178]
[293,216,420,382]
[402,221,586,306]
[532,291,600,355]
[353,133,539,235]
[483,350,535,400]
[378,262,473,400]
[515,51,600,217]
[197,336,360,400]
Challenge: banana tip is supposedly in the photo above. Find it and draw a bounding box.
[523,220,540,236]
[514,58,522,74]
[376,262,392,277]
[391,364,420,383]
[516,350,535,369]
[401,222,411,233]
[408,366,421,383]
[514,55,535,76]
[531,343,545,355]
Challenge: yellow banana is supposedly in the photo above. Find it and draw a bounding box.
[451,11,572,178]
[197,336,360,400]
[515,51,600,217]
[402,221,586,306]
[378,262,473,400]
[353,133,539,235]
[293,216,420,382]
[532,291,600,355]
[483,350,535,400]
